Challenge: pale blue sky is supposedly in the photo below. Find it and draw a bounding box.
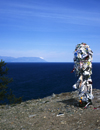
[0,0,100,62]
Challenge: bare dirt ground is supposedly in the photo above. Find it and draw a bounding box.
[0,89,100,130]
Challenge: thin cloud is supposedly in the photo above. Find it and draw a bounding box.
[1,1,100,27]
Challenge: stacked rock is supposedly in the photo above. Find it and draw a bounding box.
[73,43,93,107]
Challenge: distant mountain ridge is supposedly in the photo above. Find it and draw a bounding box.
[0,56,47,62]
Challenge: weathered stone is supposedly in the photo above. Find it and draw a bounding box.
[61,121,66,124]
[29,114,36,118]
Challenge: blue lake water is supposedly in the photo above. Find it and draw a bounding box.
[6,63,100,102]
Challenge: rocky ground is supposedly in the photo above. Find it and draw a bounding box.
[0,89,100,130]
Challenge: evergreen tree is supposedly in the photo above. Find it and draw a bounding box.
[0,59,22,104]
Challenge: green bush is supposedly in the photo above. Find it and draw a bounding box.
[0,59,22,105]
